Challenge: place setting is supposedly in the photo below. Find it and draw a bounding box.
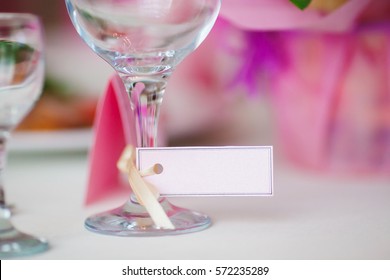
[1,0,274,258]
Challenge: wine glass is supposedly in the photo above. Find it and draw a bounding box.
[65,0,221,236]
[0,13,48,257]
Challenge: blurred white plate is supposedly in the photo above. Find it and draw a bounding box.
[9,128,93,153]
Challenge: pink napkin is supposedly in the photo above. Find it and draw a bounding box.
[85,75,136,204]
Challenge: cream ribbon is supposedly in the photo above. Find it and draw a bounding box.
[117,145,175,230]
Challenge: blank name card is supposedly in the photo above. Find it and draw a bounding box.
[137,146,273,196]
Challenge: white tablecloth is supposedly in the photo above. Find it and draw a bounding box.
[5,149,390,260]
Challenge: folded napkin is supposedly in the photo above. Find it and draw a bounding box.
[85,75,137,204]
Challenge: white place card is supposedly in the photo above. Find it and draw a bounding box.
[136,146,273,196]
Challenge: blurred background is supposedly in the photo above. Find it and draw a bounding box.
[2,0,390,177]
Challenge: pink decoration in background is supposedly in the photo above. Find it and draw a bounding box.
[215,0,390,174]
[270,24,390,173]
[85,75,136,204]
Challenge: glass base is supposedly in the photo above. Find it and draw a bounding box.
[0,226,49,258]
[85,197,211,236]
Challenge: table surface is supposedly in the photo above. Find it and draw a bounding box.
[5,149,390,260]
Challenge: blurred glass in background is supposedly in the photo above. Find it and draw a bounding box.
[1,0,111,132]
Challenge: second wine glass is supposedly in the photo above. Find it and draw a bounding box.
[0,13,48,257]
[66,0,221,236]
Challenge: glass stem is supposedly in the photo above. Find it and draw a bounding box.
[120,74,168,205]
[121,75,169,148]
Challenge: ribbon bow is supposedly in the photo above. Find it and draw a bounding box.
[117,145,174,229]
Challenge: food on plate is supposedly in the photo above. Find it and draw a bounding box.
[16,78,97,131]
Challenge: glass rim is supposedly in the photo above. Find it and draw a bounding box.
[0,12,44,50]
